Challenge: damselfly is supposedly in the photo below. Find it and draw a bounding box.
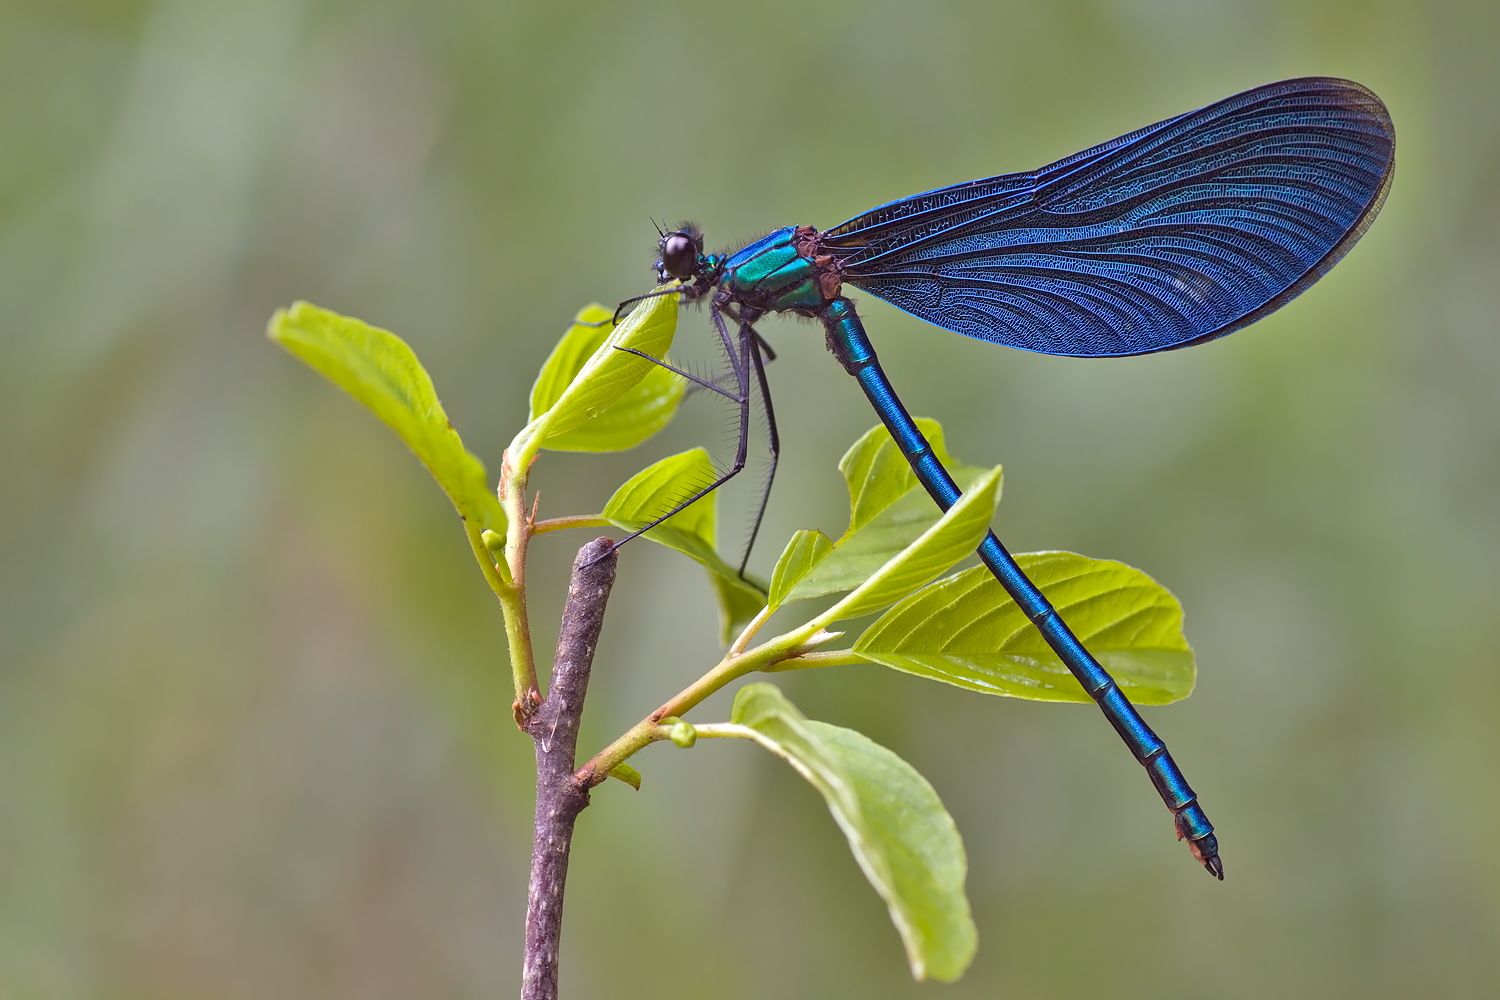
[615,78,1395,878]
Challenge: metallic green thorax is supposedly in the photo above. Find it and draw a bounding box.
[721,226,838,313]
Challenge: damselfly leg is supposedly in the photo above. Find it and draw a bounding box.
[739,326,780,576]
[606,302,755,551]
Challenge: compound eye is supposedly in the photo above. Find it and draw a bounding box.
[660,232,698,278]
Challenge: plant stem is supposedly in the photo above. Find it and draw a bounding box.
[500,450,540,711]
[728,603,774,657]
[575,624,844,786]
[576,653,749,786]
[764,648,868,671]
[521,536,618,1000]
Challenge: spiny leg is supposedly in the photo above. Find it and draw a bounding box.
[576,283,692,332]
[621,308,780,575]
[709,293,749,387]
[614,347,739,400]
[737,326,780,577]
[750,328,776,362]
[610,282,701,325]
[613,293,752,401]
[590,282,737,397]
[609,306,753,550]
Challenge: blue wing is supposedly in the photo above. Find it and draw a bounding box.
[822,78,1395,357]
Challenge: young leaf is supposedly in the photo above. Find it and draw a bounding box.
[528,304,612,418]
[821,466,1001,621]
[514,289,678,465]
[529,304,685,452]
[780,419,994,605]
[603,449,766,639]
[840,418,953,533]
[602,448,718,559]
[730,683,976,982]
[854,552,1196,705]
[785,464,993,604]
[767,529,833,609]
[267,301,505,539]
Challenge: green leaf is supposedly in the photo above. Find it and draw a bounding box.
[822,466,1001,621]
[603,449,766,640]
[786,465,993,603]
[515,289,678,465]
[782,420,994,605]
[730,683,976,982]
[710,572,769,645]
[840,418,953,533]
[602,448,718,559]
[268,301,505,538]
[528,304,611,419]
[607,762,642,790]
[767,529,833,609]
[529,303,685,452]
[854,551,1196,705]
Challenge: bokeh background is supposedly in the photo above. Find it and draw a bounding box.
[2,0,1497,996]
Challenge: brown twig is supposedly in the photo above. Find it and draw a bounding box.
[520,537,618,1000]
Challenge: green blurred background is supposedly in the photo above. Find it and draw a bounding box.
[2,0,1497,996]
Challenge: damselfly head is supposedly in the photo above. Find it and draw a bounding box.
[657,225,704,281]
